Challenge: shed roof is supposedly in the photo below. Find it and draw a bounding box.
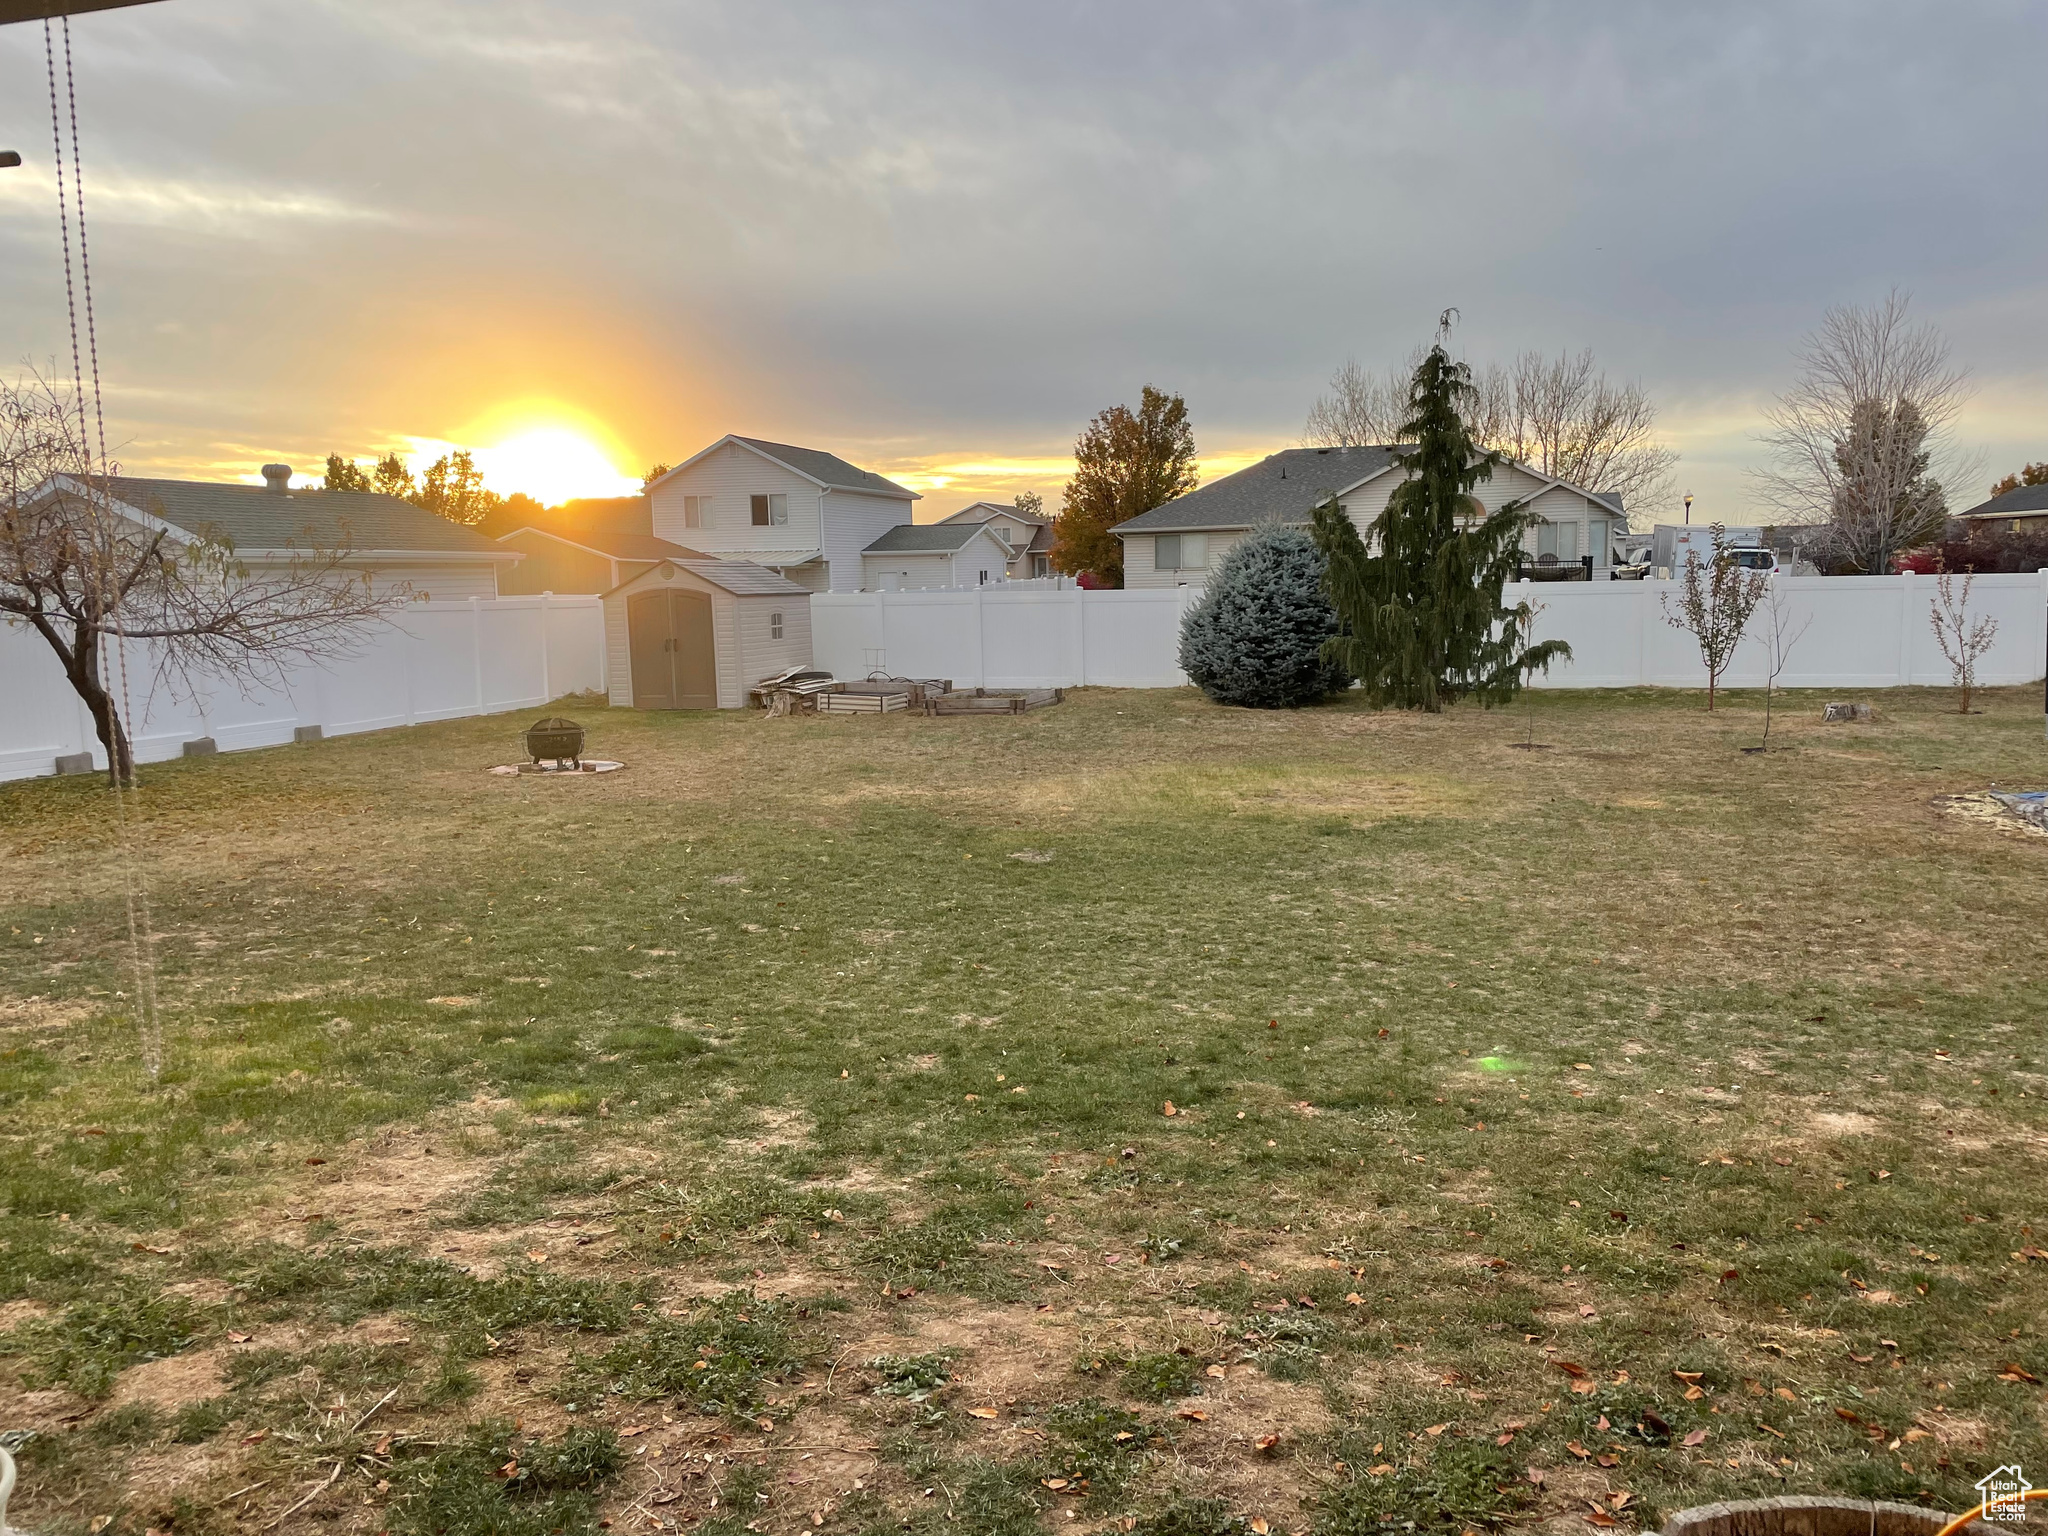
[103,476,509,556]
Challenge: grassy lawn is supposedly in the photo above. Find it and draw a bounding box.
[1,684,2044,1536]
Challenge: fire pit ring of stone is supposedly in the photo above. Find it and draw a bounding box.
[487,760,624,776]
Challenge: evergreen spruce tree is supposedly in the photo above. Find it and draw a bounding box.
[1178,524,1352,708]
[1313,337,1570,711]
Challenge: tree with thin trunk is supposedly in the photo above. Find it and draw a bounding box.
[1754,290,1973,573]
[1929,561,1997,714]
[2,369,417,786]
[1313,330,1570,712]
[1305,346,1677,517]
[1660,523,1770,711]
[1756,579,1812,751]
[1051,385,1199,588]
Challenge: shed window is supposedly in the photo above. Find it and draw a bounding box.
[978,568,990,585]
[683,495,710,528]
[750,493,788,526]
[770,610,784,640]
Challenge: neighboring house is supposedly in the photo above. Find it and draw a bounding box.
[496,525,707,595]
[1957,483,2048,536]
[935,500,1054,578]
[86,464,518,599]
[602,558,813,710]
[647,435,919,593]
[860,522,1018,590]
[1112,445,1624,588]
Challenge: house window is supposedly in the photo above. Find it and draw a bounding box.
[1536,520,1579,563]
[683,495,709,529]
[750,493,787,526]
[1155,533,1206,570]
[770,610,784,640]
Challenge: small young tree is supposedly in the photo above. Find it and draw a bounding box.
[1929,562,1997,714]
[2,370,417,786]
[1660,523,1770,711]
[1756,579,1812,750]
[1178,524,1352,708]
[1313,332,1570,712]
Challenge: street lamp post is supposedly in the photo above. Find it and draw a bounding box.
[1683,492,1693,526]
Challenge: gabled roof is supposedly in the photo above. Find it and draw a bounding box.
[676,559,812,596]
[1960,483,2048,518]
[1112,446,1402,533]
[937,500,1051,527]
[655,435,919,499]
[862,522,1011,555]
[100,475,511,556]
[499,525,707,562]
[1111,446,1625,534]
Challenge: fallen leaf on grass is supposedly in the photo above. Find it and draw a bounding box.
[1683,1429,1709,1447]
[1162,1101,1177,1117]
[1586,1511,1619,1527]
[1423,1424,1447,1436]
[1572,1378,1598,1395]
[1684,1386,1705,1401]
[1368,1464,1396,1477]
[1497,1432,1516,1446]
[967,1407,1000,1419]
[525,1249,548,1263]
[240,1429,268,1446]
[1250,1521,1271,1536]
[620,1424,650,1436]
[1610,1492,1634,1511]
[1554,1360,1589,1378]
[1998,1364,2042,1384]
[1205,1365,1227,1378]
[1596,1453,1620,1468]
[1345,1293,1366,1306]
[1566,1441,1591,1460]
[1673,1370,1703,1385]
[227,1330,252,1343]
[1579,1305,1598,1318]
[1178,1409,1210,1422]
[1255,1434,1280,1454]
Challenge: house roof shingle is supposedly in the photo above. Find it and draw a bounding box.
[1960,483,2048,518]
[937,500,1051,527]
[1112,447,1402,534]
[862,523,1005,554]
[503,525,707,562]
[105,476,507,555]
[732,437,918,498]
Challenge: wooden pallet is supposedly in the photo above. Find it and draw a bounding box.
[925,687,1064,716]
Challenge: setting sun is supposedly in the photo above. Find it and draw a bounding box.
[467,427,641,505]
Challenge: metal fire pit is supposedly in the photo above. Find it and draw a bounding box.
[524,716,586,769]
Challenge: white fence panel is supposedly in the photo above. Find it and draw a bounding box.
[0,594,607,782]
[815,574,2046,696]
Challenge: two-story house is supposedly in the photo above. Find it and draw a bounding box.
[647,436,919,593]
[934,500,1054,579]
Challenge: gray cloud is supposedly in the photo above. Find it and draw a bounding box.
[2,0,2042,516]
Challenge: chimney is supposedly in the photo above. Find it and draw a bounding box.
[261,463,292,493]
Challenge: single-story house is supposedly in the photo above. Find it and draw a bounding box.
[496,524,708,595]
[1957,483,2048,536]
[602,558,813,710]
[1111,445,1624,587]
[76,464,520,599]
[860,521,1018,589]
[935,500,1054,578]
[645,435,919,593]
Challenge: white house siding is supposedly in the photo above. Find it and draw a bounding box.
[650,445,823,563]
[863,553,954,590]
[1122,530,1244,590]
[820,489,916,593]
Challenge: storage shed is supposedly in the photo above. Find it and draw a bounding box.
[603,559,813,710]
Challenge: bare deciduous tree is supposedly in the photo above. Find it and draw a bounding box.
[1,369,417,786]
[1929,562,1997,714]
[1304,347,1677,519]
[1756,579,1812,751]
[1755,290,1974,574]
[1661,524,1771,712]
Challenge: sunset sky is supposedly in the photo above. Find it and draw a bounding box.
[1,1,2044,522]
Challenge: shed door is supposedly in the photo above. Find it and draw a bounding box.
[672,590,716,709]
[628,592,678,709]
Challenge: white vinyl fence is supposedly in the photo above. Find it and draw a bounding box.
[0,594,606,782]
[813,572,2048,694]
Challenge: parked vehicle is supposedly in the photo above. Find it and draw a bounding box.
[1648,524,1778,576]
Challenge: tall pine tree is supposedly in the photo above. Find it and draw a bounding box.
[1313,337,1569,711]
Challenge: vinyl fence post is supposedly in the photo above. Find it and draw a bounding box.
[471,596,486,713]
[539,592,553,705]
[1072,584,1088,687]
[1897,571,1916,686]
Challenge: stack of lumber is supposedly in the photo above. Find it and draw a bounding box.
[925,687,1064,716]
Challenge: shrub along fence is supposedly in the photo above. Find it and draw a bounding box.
[811,572,2048,695]
[0,594,606,782]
